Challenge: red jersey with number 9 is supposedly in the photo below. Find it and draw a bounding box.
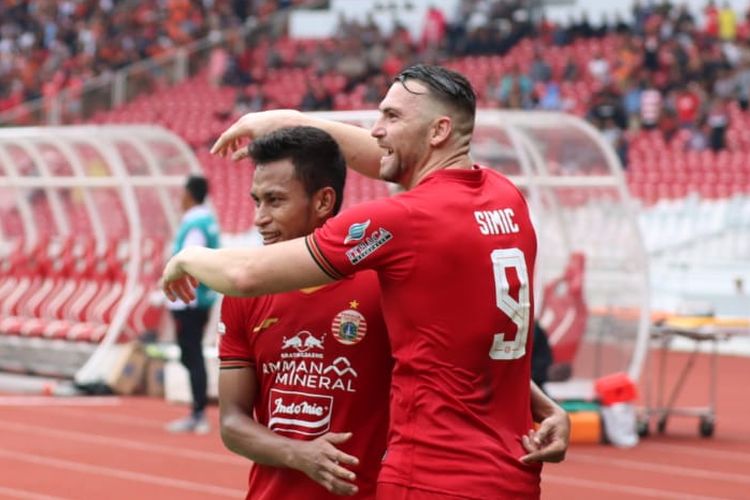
[306,167,541,499]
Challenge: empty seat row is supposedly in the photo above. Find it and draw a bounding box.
[0,236,164,344]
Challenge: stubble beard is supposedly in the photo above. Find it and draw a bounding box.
[379,156,406,184]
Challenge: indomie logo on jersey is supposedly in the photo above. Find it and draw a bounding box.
[268,389,333,437]
[344,219,371,244]
[345,228,392,265]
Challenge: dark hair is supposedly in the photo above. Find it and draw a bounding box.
[185,175,209,204]
[249,126,347,214]
[395,64,476,133]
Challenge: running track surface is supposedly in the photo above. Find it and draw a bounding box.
[0,352,748,500]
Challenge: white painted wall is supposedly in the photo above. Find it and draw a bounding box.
[543,0,750,25]
[290,0,750,39]
[289,0,460,39]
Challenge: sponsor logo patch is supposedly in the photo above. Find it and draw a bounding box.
[345,228,392,265]
[344,219,371,244]
[332,309,367,345]
[253,317,279,333]
[268,389,333,436]
[281,331,326,353]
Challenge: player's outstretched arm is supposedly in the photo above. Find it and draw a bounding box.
[162,237,334,302]
[220,368,360,496]
[210,109,383,179]
[520,381,570,464]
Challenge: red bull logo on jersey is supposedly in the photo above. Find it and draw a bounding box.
[332,309,367,345]
[344,219,371,244]
[281,331,326,353]
[345,228,392,265]
[268,389,333,436]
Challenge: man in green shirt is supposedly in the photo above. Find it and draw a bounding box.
[166,175,220,433]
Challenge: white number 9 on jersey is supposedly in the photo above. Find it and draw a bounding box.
[489,248,530,360]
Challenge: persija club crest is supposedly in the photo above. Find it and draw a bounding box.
[331,309,367,345]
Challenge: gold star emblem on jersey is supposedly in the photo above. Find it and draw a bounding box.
[253,317,279,332]
[349,300,360,309]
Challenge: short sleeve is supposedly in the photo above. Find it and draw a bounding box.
[218,296,254,369]
[305,197,413,281]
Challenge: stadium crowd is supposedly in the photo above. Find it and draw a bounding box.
[0,0,323,114]
[4,0,750,162]
[221,0,750,163]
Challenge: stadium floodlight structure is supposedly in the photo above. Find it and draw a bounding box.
[0,125,202,384]
[310,110,651,398]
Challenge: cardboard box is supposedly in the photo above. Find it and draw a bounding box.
[145,357,166,398]
[106,343,147,395]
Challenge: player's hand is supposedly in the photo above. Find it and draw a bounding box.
[520,408,570,464]
[210,110,303,161]
[161,253,199,304]
[289,432,360,496]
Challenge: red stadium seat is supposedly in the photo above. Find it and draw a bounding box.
[538,253,588,378]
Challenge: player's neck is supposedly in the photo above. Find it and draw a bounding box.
[408,151,472,189]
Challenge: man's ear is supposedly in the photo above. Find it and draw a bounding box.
[430,116,453,147]
[313,186,337,219]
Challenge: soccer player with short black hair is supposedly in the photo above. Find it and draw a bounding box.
[218,126,391,499]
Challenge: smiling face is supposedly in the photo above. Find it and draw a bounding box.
[370,80,436,186]
[251,159,325,245]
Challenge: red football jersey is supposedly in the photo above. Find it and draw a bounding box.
[306,167,541,499]
[219,271,392,500]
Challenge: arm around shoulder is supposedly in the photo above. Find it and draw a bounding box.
[169,238,334,299]
[211,109,383,179]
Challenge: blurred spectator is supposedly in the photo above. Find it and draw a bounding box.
[735,58,750,110]
[622,79,643,129]
[674,82,703,128]
[496,64,533,109]
[529,49,552,83]
[642,34,661,72]
[363,73,389,106]
[537,81,563,110]
[640,84,663,130]
[705,0,720,38]
[589,84,627,130]
[562,55,580,81]
[632,0,651,35]
[421,5,447,49]
[612,36,639,84]
[300,79,333,111]
[601,117,627,162]
[707,98,729,150]
[659,108,679,142]
[234,84,264,114]
[687,121,710,150]
[208,46,230,87]
[714,66,737,100]
[718,0,737,41]
[588,48,611,84]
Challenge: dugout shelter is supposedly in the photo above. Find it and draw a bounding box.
[0,112,650,398]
